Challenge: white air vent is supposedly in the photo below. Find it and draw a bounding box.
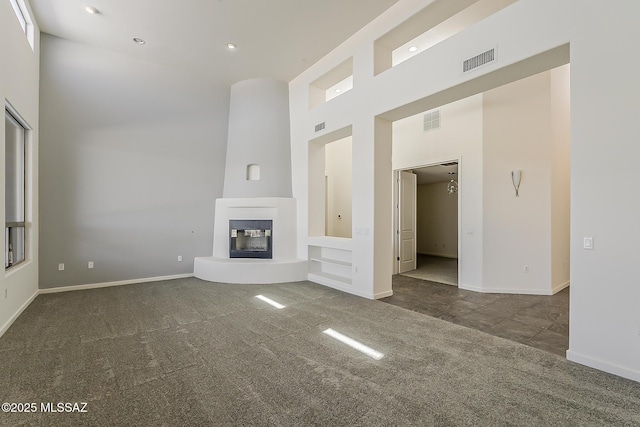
[423,110,440,131]
[463,48,495,73]
[440,161,458,167]
[315,122,326,132]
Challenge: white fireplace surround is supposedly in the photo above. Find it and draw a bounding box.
[194,198,307,284]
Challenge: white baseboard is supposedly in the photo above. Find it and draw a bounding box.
[458,283,482,292]
[308,273,389,300]
[459,282,560,295]
[38,273,194,294]
[567,349,640,383]
[0,289,38,337]
[373,290,393,299]
[551,280,570,294]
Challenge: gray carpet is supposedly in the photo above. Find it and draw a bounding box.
[1,278,639,426]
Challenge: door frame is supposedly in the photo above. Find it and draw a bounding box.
[393,159,461,280]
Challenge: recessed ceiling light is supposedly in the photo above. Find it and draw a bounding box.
[132,38,146,45]
[335,89,342,93]
[408,46,418,53]
[84,5,99,14]
[226,43,237,50]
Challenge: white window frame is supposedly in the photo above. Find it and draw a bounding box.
[5,104,31,270]
[9,0,35,51]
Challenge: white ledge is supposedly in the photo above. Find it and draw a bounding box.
[194,256,307,284]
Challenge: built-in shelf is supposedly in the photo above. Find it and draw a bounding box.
[308,239,352,290]
[307,236,352,250]
[309,256,351,267]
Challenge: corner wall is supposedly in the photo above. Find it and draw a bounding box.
[0,0,40,334]
[550,65,571,291]
[325,136,352,238]
[38,35,230,289]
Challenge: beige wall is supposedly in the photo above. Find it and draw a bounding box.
[482,71,552,292]
[482,67,570,294]
[416,182,458,258]
[550,65,571,290]
[325,136,352,238]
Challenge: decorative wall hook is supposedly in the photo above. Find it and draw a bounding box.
[511,170,522,197]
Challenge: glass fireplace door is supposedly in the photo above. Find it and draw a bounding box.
[229,220,273,259]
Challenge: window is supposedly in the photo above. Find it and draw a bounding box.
[9,0,35,50]
[308,58,353,109]
[5,108,27,269]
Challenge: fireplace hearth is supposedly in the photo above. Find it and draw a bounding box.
[229,219,273,259]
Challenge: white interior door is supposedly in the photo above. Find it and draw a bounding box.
[399,171,417,273]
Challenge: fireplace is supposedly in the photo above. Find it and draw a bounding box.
[229,220,273,259]
[195,198,306,284]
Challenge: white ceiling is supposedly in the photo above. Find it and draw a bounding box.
[412,163,458,185]
[29,0,401,86]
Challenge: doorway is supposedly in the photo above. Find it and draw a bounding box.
[396,163,459,286]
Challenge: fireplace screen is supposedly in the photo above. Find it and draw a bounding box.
[229,220,273,259]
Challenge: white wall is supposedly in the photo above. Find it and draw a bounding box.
[292,0,573,299]
[416,182,458,258]
[567,0,640,382]
[290,0,640,382]
[38,35,230,289]
[0,0,40,335]
[393,95,483,288]
[223,79,292,198]
[325,136,352,238]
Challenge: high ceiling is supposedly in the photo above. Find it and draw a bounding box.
[29,0,402,86]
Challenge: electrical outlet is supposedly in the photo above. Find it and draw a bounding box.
[88,261,94,269]
[523,265,529,273]
[177,256,183,262]
[58,263,64,271]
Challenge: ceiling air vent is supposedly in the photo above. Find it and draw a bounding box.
[423,110,440,131]
[463,48,495,73]
[440,161,458,167]
[315,122,325,132]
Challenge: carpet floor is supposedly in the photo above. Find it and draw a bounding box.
[1,278,639,426]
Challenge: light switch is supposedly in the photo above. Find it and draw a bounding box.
[583,237,593,250]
